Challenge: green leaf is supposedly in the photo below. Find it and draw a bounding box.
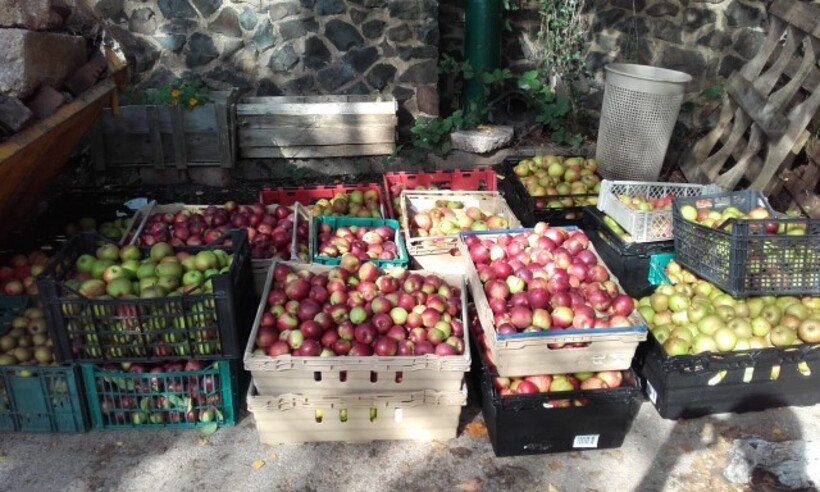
[701,85,724,100]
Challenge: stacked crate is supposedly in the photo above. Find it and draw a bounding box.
[458,227,647,456]
[36,231,253,431]
[244,261,470,445]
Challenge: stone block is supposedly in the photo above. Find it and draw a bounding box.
[189,167,232,187]
[26,86,68,119]
[450,125,514,154]
[0,29,86,98]
[0,0,64,31]
[0,95,33,134]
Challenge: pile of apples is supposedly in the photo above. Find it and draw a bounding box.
[65,216,132,242]
[679,204,807,235]
[95,360,224,426]
[252,261,465,358]
[0,251,50,297]
[617,194,674,212]
[316,223,401,261]
[511,155,601,209]
[134,202,308,261]
[638,268,820,356]
[60,242,234,360]
[601,214,633,242]
[0,307,55,369]
[410,200,510,237]
[308,190,382,218]
[464,222,637,338]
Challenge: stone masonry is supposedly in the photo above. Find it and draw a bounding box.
[92,0,441,130]
[438,0,771,130]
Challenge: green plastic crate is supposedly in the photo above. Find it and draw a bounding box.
[81,359,239,430]
[0,364,88,433]
[312,216,409,268]
[648,253,675,286]
[0,296,29,336]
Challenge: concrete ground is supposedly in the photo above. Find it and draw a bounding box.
[1,398,817,492]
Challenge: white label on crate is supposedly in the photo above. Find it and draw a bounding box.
[573,435,600,448]
[645,380,658,405]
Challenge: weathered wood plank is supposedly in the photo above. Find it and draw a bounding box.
[237,101,397,116]
[770,0,820,39]
[241,95,393,104]
[146,106,164,169]
[101,133,222,166]
[782,169,820,218]
[241,143,395,159]
[214,102,233,168]
[238,113,398,129]
[170,107,188,169]
[239,125,396,148]
[726,73,788,139]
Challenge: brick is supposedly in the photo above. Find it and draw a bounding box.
[0,29,86,98]
[0,0,65,31]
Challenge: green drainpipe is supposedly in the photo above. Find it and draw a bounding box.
[464,0,503,112]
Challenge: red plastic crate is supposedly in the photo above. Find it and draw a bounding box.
[259,183,386,218]
[383,169,498,219]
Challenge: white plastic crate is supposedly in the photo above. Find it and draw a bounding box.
[244,261,470,396]
[400,190,521,256]
[597,180,721,242]
[246,381,466,445]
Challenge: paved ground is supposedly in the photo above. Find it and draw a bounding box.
[1,398,817,492]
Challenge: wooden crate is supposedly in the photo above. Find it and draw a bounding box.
[236,95,397,158]
[90,90,237,169]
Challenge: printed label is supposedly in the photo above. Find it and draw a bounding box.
[646,380,658,404]
[573,434,600,448]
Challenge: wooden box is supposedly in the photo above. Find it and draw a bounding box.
[90,90,237,169]
[236,95,397,159]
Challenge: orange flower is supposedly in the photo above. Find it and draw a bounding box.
[188,98,198,108]
[171,88,180,98]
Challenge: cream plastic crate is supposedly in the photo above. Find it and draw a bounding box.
[247,380,466,445]
[457,228,647,377]
[400,190,521,256]
[597,180,721,243]
[244,261,470,395]
[123,200,311,295]
[410,251,470,276]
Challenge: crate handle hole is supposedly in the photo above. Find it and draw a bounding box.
[315,410,323,423]
[340,409,348,423]
[742,367,754,383]
[395,372,403,384]
[370,408,378,422]
[393,408,403,422]
[797,362,811,377]
[370,371,378,383]
[339,371,347,382]
[707,370,726,386]
[313,371,322,382]
[770,365,781,381]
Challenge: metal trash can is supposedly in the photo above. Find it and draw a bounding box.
[595,64,692,181]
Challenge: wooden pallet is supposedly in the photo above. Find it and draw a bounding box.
[680,0,820,197]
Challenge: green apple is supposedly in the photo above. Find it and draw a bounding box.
[748,336,769,349]
[670,326,694,343]
[102,265,128,283]
[638,306,655,324]
[155,262,183,279]
[733,338,751,351]
[680,205,697,222]
[121,259,140,279]
[692,334,718,353]
[140,286,167,299]
[784,303,809,321]
[119,245,141,262]
[79,279,107,297]
[183,270,204,286]
[750,316,772,337]
[716,305,736,323]
[728,318,752,339]
[668,293,690,313]
[776,296,800,310]
[75,254,96,273]
[663,337,690,356]
[650,293,669,312]
[150,242,173,263]
[652,325,671,344]
[96,243,120,261]
[714,327,737,351]
[671,310,690,326]
[761,304,783,326]
[136,261,157,280]
[697,314,725,336]
[91,259,114,280]
[106,277,133,298]
[746,298,765,318]
[686,303,710,324]
[194,251,218,272]
[769,325,796,347]
[157,275,180,292]
[139,277,159,291]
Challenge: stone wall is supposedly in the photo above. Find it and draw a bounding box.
[438,0,771,130]
[91,0,440,130]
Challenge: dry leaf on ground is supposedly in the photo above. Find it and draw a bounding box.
[251,459,265,470]
[465,422,488,437]
[455,477,483,492]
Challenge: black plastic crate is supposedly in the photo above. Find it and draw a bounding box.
[495,159,593,227]
[583,207,673,298]
[634,336,820,420]
[479,364,642,457]
[673,189,820,297]
[37,231,254,363]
